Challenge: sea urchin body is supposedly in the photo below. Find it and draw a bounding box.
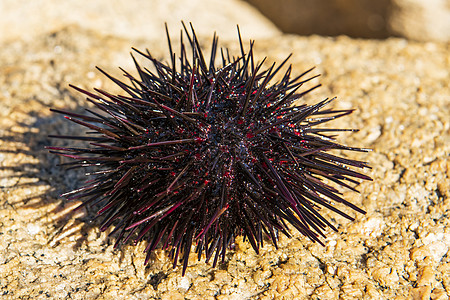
[47,23,371,275]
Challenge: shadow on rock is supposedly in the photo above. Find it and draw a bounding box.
[0,98,105,251]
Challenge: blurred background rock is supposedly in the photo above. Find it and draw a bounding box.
[245,0,450,41]
[0,0,279,42]
[0,0,280,43]
[2,0,450,42]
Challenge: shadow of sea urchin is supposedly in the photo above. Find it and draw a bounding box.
[47,23,372,275]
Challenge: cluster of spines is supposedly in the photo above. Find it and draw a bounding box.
[47,23,371,275]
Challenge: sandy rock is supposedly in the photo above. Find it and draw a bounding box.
[1,2,449,299]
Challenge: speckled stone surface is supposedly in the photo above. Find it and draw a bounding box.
[1,15,449,300]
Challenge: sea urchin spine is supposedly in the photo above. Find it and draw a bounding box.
[47,23,372,275]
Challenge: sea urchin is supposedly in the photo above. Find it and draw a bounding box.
[47,23,371,275]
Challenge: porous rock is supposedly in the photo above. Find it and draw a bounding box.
[1,2,449,299]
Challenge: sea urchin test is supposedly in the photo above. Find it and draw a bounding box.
[47,23,372,275]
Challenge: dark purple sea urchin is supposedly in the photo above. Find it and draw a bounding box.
[47,23,371,275]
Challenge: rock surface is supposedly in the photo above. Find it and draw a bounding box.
[245,0,450,42]
[390,0,450,42]
[0,0,279,44]
[245,0,390,39]
[1,2,449,300]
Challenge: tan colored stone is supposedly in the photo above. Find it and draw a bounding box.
[0,7,449,299]
[417,266,436,287]
[411,286,432,300]
[245,0,450,42]
[0,0,279,44]
[390,0,450,42]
